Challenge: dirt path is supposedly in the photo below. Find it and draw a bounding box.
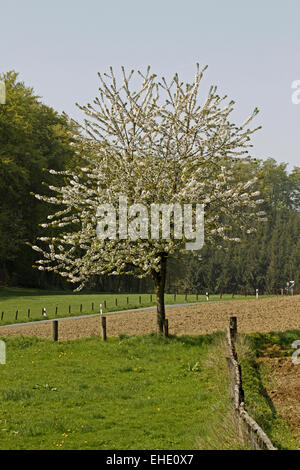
[0,295,299,341]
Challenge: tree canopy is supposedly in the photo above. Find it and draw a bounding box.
[1,70,299,310]
[31,65,265,331]
[0,71,75,286]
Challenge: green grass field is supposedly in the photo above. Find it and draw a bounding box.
[0,333,246,450]
[0,287,271,326]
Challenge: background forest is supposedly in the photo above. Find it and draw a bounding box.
[1,73,299,294]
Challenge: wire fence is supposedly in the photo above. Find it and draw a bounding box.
[0,290,292,326]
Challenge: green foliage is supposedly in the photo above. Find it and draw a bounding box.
[0,71,299,295]
[0,71,75,286]
[169,158,300,294]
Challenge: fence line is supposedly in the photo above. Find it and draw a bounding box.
[226,317,277,450]
[0,291,296,327]
[50,312,169,342]
[1,292,282,323]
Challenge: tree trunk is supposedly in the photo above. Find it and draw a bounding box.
[151,253,167,334]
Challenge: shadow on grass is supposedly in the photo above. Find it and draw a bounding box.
[239,331,300,449]
[243,355,278,419]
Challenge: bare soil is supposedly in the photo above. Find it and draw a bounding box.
[1,295,300,341]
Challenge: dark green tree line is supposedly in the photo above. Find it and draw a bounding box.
[0,71,75,286]
[168,159,300,295]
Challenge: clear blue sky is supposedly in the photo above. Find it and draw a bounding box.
[1,0,299,168]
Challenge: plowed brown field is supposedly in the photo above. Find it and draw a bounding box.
[0,295,299,341]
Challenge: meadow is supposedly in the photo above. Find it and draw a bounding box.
[1,293,299,450]
[0,333,246,450]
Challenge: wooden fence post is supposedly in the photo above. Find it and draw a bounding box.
[139,295,141,304]
[101,316,107,341]
[229,316,237,343]
[80,304,82,313]
[115,298,118,307]
[1,312,3,321]
[92,302,94,311]
[28,308,30,318]
[52,320,58,341]
[15,310,18,320]
[104,300,107,309]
